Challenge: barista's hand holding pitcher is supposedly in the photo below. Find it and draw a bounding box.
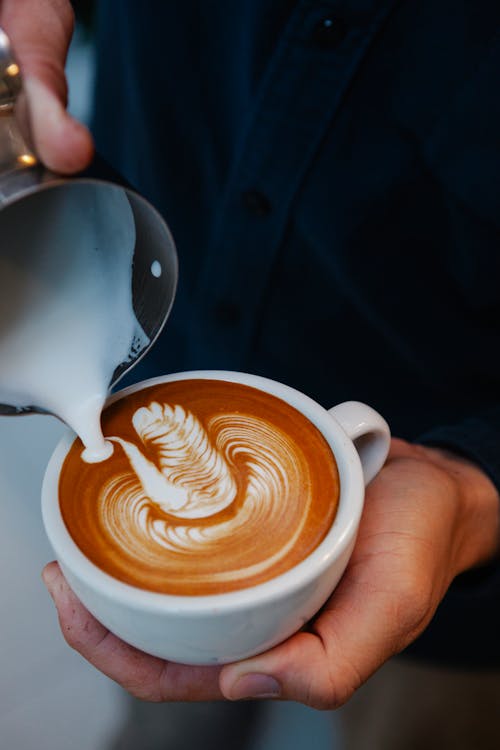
[43,438,499,707]
[0,0,93,173]
[8,0,500,710]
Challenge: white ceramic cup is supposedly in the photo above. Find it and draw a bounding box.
[42,370,390,665]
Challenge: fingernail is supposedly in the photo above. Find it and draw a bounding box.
[230,673,281,700]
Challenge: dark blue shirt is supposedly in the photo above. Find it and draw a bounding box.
[92,0,500,666]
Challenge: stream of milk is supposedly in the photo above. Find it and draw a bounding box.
[0,183,148,462]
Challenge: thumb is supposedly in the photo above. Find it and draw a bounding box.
[220,630,340,708]
[219,531,430,707]
[2,0,94,173]
[219,588,404,708]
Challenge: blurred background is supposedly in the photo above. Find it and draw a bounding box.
[0,3,339,748]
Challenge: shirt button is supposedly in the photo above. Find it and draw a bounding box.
[312,17,347,49]
[213,301,242,326]
[242,189,272,217]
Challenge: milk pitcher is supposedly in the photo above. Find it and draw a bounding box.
[0,27,178,418]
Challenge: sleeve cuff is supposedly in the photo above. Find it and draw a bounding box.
[418,415,500,496]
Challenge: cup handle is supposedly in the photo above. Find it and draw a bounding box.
[328,401,391,485]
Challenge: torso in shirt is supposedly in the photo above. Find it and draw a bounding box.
[92,0,500,439]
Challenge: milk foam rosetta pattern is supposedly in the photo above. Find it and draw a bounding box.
[98,401,313,586]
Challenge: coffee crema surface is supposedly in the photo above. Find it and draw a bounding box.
[59,380,340,595]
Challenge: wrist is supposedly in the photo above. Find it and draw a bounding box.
[419,444,500,572]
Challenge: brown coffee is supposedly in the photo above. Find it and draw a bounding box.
[59,379,339,595]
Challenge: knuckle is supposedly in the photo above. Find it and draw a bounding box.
[313,688,346,711]
[305,627,365,710]
[60,612,88,650]
[47,0,75,35]
[324,660,364,710]
[129,663,169,703]
[303,676,338,710]
[391,570,435,644]
[303,656,362,711]
[29,53,68,102]
[124,682,163,702]
[307,675,359,711]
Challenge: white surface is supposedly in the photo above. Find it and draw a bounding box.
[0,414,126,749]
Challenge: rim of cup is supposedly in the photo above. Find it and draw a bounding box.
[42,370,365,614]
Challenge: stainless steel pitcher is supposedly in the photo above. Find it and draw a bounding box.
[0,27,178,416]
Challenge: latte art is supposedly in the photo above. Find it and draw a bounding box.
[103,411,312,582]
[60,380,339,595]
[110,402,238,519]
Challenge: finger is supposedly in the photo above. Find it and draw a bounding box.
[42,562,224,701]
[219,622,361,708]
[2,0,93,173]
[219,576,411,709]
[386,437,418,460]
[23,77,94,173]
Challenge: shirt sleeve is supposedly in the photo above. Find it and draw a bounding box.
[419,410,500,499]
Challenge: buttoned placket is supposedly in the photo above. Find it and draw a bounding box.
[186,0,400,368]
